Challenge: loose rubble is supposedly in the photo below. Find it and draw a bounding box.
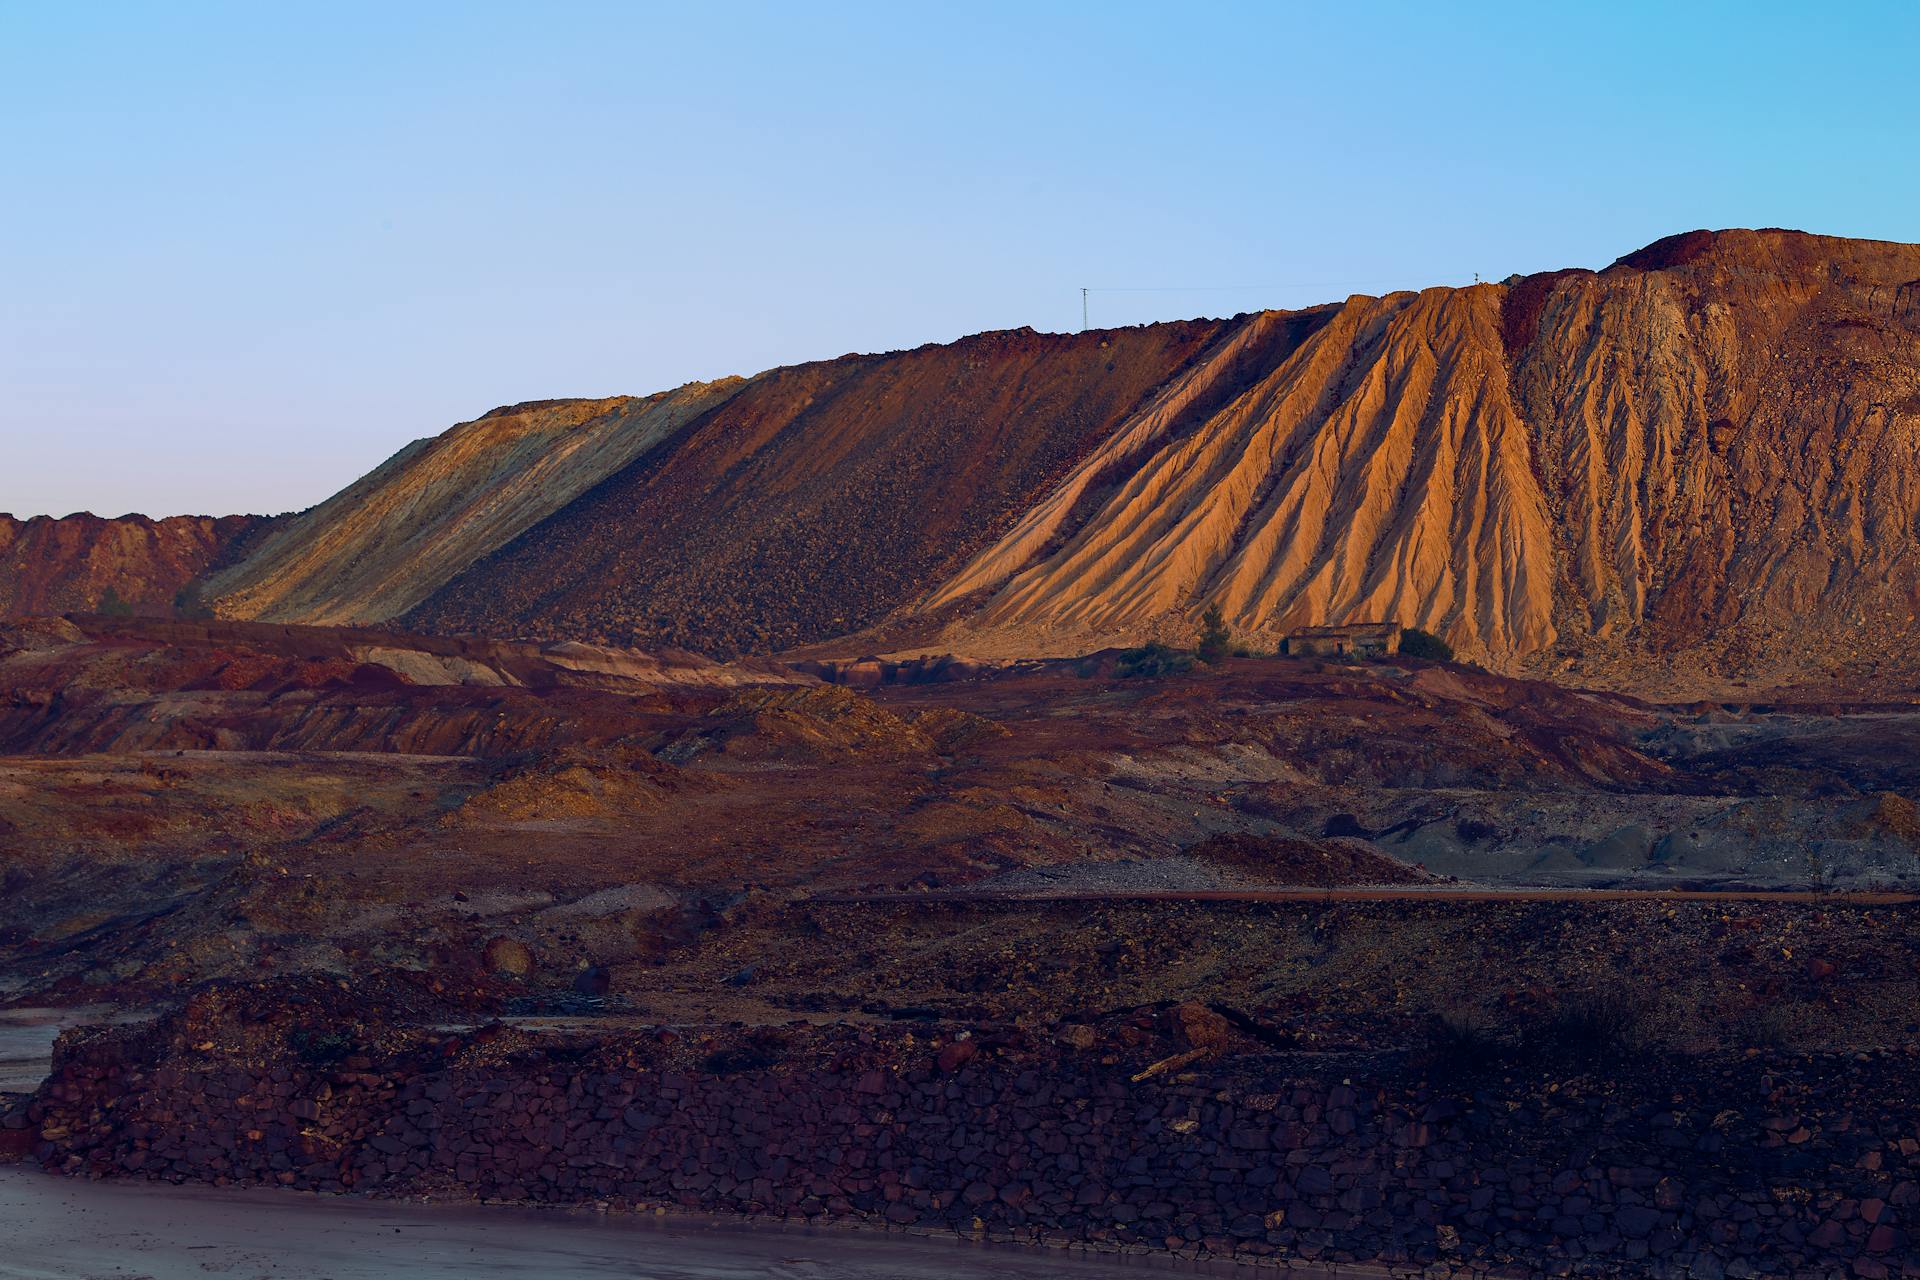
[12,985,1920,1276]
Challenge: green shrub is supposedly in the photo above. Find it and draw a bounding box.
[96,586,134,617]
[701,1029,789,1075]
[1196,602,1232,665]
[1398,627,1453,661]
[1533,990,1647,1063]
[172,583,214,620]
[1116,642,1194,679]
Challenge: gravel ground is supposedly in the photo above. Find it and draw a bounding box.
[0,1167,1210,1279]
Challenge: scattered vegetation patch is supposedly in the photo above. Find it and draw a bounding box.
[1398,627,1454,661]
[289,1026,357,1066]
[1533,989,1649,1063]
[1423,1008,1507,1075]
[172,583,215,620]
[1419,990,1654,1075]
[1116,642,1194,679]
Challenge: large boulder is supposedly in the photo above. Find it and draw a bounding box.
[481,937,533,977]
[1168,1001,1230,1051]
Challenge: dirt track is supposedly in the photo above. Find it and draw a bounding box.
[0,1167,1191,1279]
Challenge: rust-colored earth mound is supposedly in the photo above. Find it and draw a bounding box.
[0,513,270,618]
[350,233,1920,689]
[17,229,1920,695]
[923,229,1920,687]
[204,385,740,625]
[402,321,1236,655]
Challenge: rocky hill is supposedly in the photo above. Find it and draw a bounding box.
[15,229,1918,691]
[0,512,270,618]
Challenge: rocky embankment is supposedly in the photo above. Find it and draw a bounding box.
[11,987,1920,1277]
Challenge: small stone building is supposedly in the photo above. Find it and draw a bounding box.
[1280,622,1401,659]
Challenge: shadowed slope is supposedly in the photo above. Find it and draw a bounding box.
[207,384,741,625]
[404,322,1235,655]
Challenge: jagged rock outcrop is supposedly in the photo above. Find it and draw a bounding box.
[0,512,269,618]
[206,385,740,625]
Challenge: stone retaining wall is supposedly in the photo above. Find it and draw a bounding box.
[20,1007,1920,1277]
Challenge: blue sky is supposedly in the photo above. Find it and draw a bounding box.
[3,1,1916,518]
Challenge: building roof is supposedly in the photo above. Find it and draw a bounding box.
[1285,622,1400,639]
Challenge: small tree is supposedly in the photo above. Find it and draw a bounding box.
[1196,602,1232,664]
[1399,627,1453,662]
[97,586,134,617]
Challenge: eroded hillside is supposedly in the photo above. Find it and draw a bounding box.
[918,230,1920,686]
[29,229,1916,692]
[924,289,1557,664]
[0,513,269,618]
[1516,231,1920,684]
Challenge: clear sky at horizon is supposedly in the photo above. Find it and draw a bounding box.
[4,1,1916,519]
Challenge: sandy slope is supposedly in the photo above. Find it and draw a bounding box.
[207,384,742,625]
[929,289,1556,664]
[915,229,1920,684]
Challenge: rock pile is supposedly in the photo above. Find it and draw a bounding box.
[20,992,1920,1276]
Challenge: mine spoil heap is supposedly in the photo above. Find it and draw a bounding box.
[8,228,1920,1278]
[14,230,1918,693]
